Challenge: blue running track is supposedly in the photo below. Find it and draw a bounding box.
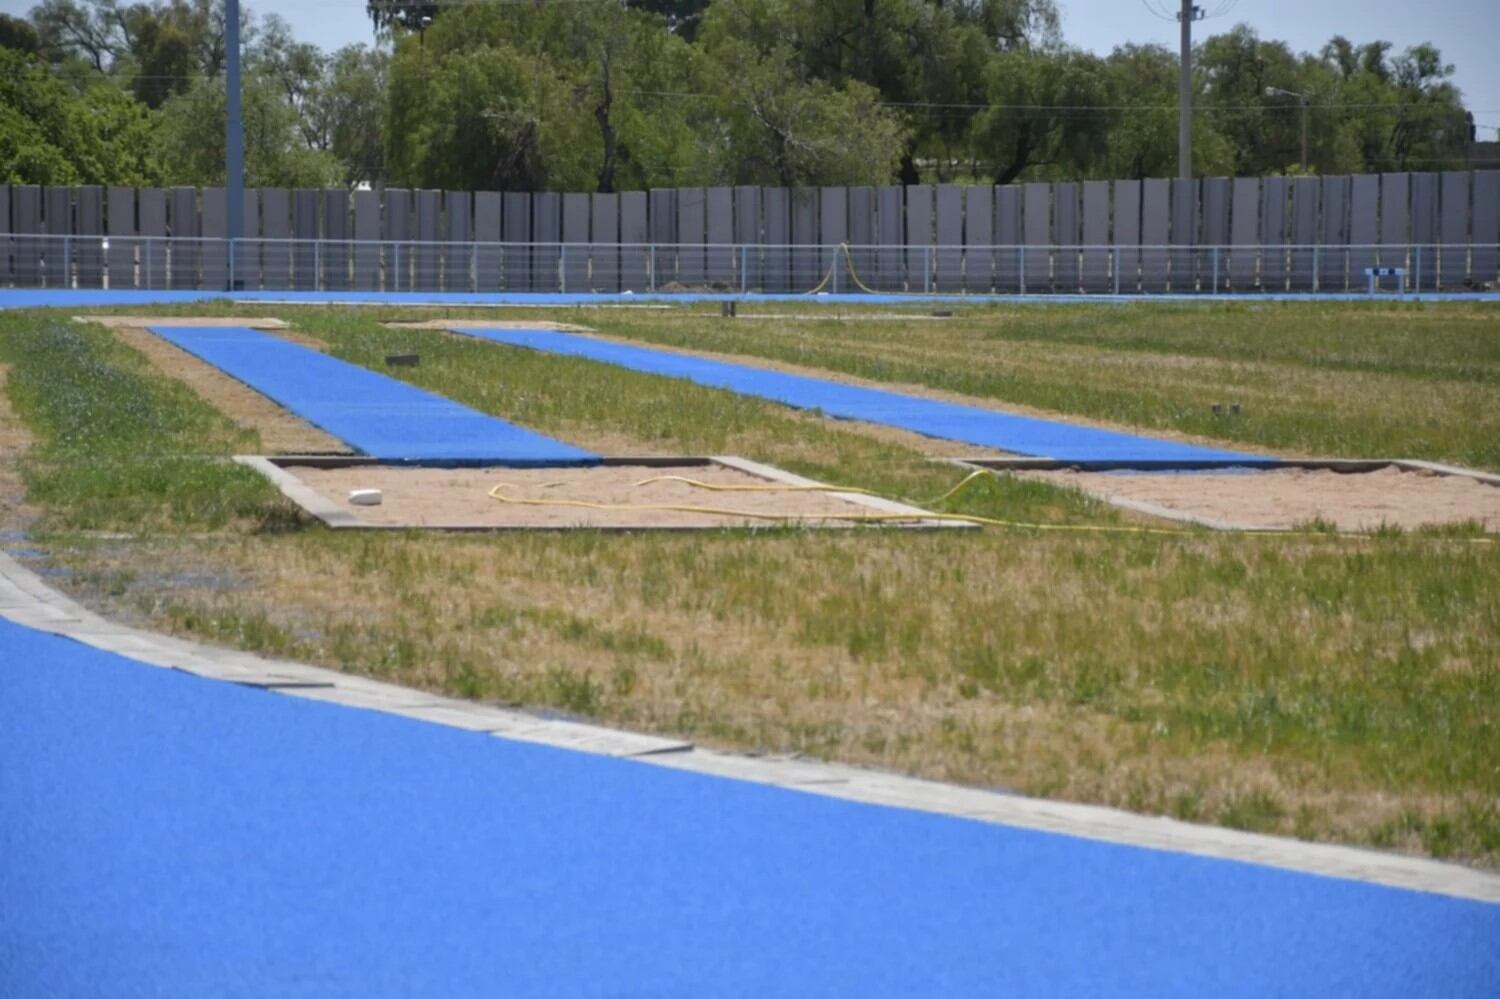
[148,325,596,464]
[3,614,1498,996]
[452,327,1259,464]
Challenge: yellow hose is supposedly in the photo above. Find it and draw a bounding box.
[806,244,886,296]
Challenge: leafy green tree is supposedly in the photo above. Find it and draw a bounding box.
[0,13,43,53]
[153,68,339,186]
[0,46,159,183]
[969,47,1109,183]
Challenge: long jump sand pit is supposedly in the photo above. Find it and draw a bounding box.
[1023,464,1500,532]
[243,457,956,531]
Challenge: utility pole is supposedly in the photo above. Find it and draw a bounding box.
[1266,87,1312,171]
[1178,1,1202,181]
[226,0,244,289]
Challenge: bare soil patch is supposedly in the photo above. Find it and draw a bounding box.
[283,462,930,529]
[99,321,349,455]
[1026,465,1500,532]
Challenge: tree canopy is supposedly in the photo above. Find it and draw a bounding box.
[0,0,1478,190]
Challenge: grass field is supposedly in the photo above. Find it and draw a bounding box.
[2,301,1497,866]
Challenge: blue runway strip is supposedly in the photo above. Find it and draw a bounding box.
[3,615,1498,995]
[453,327,1260,463]
[148,325,596,463]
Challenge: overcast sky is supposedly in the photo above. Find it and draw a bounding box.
[7,0,1496,137]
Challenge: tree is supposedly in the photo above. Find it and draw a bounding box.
[0,13,43,53]
[969,47,1108,184]
[0,46,159,184]
[153,68,340,186]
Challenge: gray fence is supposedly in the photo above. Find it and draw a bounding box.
[1,234,1487,295]
[2,173,1498,294]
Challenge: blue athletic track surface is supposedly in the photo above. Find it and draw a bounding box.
[5,288,1500,312]
[3,615,1498,996]
[147,325,596,464]
[452,327,1258,464]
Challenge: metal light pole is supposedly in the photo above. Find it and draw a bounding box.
[226,0,244,289]
[1177,1,1201,180]
[1266,86,1311,171]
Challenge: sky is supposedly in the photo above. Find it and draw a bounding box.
[5,0,1497,137]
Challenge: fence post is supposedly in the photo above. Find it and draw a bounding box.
[471,242,478,293]
[741,244,749,294]
[1113,244,1121,296]
[1312,245,1320,294]
[146,238,153,290]
[924,246,933,294]
[1413,245,1422,294]
[649,243,656,293]
[1212,246,1220,295]
[314,240,322,292]
[559,245,567,294]
[228,239,236,292]
[1019,246,1026,295]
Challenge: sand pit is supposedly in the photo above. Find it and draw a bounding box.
[269,461,947,530]
[1026,465,1500,532]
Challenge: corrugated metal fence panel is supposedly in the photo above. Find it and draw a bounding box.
[963,185,993,294]
[1289,177,1317,291]
[676,187,705,286]
[15,186,41,286]
[293,188,320,290]
[413,189,440,291]
[734,185,762,291]
[705,185,734,286]
[1200,177,1229,289]
[1439,171,1469,288]
[1170,178,1196,291]
[994,185,1022,293]
[0,186,10,286]
[261,188,292,290]
[1053,182,1079,291]
[503,192,533,291]
[1113,180,1141,294]
[590,192,618,292]
[1409,173,1436,288]
[105,187,134,288]
[76,186,103,288]
[169,187,197,288]
[763,186,790,292]
[201,187,228,290]
[620,190,649,291]
[237,189,260,289]
[792,187,819,290]
[820,186,848,290]
[1377,173,1408,278]
[1319,176,1349,290]
[561,191,590,292]
[384,188,411,291]
[1228,177,1258,289]
[1022,182,1049,293]
[324,189,350,291]
[1141,178,1169,292]
[1260,176,1288,291]
[442,191,470,291]
[847,186,875,292]
[533,192,561,292]
[43,186,72,286]
[876,186,903,290]
[472,191,501,291]
[137,187,166,289]
[905,184,933,292]
[934,184,962,292]
[649,188,678,290]
[1081,180,1109,292]
[1348,173,1380,285]
[1473,171,1500,286]
[353,189,380,291]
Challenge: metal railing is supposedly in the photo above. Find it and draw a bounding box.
[1,236,1496,296]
